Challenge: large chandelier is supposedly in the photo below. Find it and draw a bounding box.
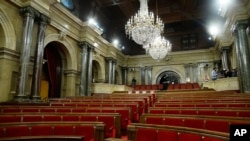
[146,36,172,60]
[125,0,164,46]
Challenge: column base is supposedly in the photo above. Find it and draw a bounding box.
[13,95,31,103]
[30,95,43,103]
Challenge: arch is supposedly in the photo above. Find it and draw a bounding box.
[0,7,16,50]
[92,60,102,83]
[44,34,77,70]
[156,71,181,90]
[93,55,106,82]
[153,67,185,84]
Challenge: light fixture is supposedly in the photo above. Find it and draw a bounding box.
[125,0,164,46]
[146,36,172,60]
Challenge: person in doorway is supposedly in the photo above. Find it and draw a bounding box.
[132,77,136,88]
[211,67,217,80]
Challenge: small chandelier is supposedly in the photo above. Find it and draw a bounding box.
[146,36,172,60]
[125,0,164,46]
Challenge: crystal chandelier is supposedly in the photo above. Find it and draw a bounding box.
[125,0,164,46]
[146,36,172,60]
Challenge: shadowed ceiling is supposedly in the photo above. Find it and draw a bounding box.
[67,0,226,55]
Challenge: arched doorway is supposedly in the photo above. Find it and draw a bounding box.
[156,71,181,90]
[42,42,63,98]
[92,60,101,83]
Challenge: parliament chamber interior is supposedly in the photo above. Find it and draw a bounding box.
[0,0,250,141]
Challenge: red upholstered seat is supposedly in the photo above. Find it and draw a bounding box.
[156,130,178,141]
[57,108,72,112]
[165,118,183,126]
[75,126,95,141]
[0,116,21,123]
[22,108,39,112]
[216,111,237,117]
[54,126,74,135]
[2,108,21,113]
[98,116,116,138]
[181,109,197,115]
[80,116,97,121]
[145,117,165,125]
[178,132,202,141]
[158,84,163,90]
[40,108,56,112]
[205,120,229,132]
[3,126,29,137]
[198,110,216,116]
[237,111,250,117]
[63,115,80,121]
[30,126,52,136]
[135,128,157,141]
[183,119,204,129]
[23,115,43,122]
[43,115,61,121]
[149,109,165,114]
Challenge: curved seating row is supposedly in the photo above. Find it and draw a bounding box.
[127,123,228,141]
[0,113,121,138]
[0,122,105,141]
[148,108,250,117]
[139,114,250,133]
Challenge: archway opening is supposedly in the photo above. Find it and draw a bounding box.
[43,41,64,98]
[157,71,181,90]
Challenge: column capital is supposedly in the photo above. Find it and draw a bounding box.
[121,67,128,70]
[220,46,231,52]
[20,6,40,18]
[145,66,152,70]
[105,57,114,62]
[78,41,94,49]
[37,14,51,25]
[231,19,249,36]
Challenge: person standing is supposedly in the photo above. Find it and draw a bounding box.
[211,68,217,80]
[132,77,136,87]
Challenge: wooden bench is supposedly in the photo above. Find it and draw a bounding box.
[139,113,250,133]
[148,107,250,117]
[49,102,140,122]
[127,123,229,141]
[0,122,105,141]
[0,136,84,141]
[0,113,121,138]
[153,102,250,108]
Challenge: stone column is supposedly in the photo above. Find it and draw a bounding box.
[78,41,89,96]
[112,60,116,84]
[221,47,230,71]
[106,57,113,84]
[64,70,78,97]
[86,45,94,96]
[192,64,198,83]
[184,64,191,83]
[30,14,50,102]
[233,19,250,93]
[122,67,128,85]
[15,6,39,102]
[140,67,145,85]
[146,66,152,85]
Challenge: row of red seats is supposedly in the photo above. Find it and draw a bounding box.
[0,122,104,141]
[128,123,228,141]
[0,114,120,138]
[148,107,250,117]
[140,114,250,133]
[167,83,200,90]
[153,102,250,108]
[129,84,163,90]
